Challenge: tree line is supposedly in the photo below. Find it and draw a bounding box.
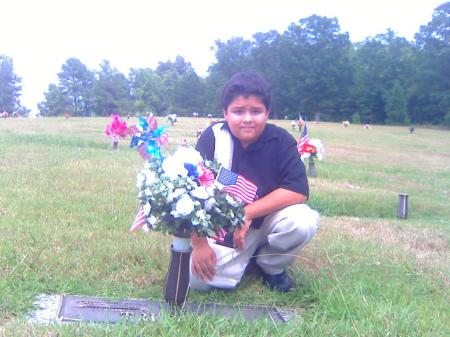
[1,2,449,125]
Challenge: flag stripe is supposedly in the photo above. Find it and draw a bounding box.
[297,124,309,153]
[224,177,257,201]
[130,206,146,233]
[216,167,257,204]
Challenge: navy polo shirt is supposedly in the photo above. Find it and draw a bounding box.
[196,122,309,229]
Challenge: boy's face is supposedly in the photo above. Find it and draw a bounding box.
[224,95,269,148]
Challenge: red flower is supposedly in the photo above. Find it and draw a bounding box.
[300,142,317,155]
[198,162,215,187]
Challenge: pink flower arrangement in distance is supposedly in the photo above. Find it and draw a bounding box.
[105,114,128,138]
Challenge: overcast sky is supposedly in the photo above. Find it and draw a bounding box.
[1,0,445,111]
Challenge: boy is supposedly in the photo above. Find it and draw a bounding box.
[190,71,319,292]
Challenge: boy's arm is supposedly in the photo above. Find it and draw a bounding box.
[191,234,216,281]
[244,188,306,224]
[233,188,306,249]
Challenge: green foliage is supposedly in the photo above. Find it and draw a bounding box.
[37,84,72,116]
[24,4,450,126]
[92,60,131,116]
[385,80,410,125]
[351,112,361,124]
[444,110,450,127]
[57,58,96,116]
[0,55,22,112]
[411,2,450,124]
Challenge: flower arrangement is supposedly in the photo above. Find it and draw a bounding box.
[105,114,129,138]
[129,115,169,160]
[165,113,177,126]
[130,115,244,237]
[105,114,129,149]
[299,138,325,161]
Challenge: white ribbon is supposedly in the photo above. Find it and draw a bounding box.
[212,123,233,169]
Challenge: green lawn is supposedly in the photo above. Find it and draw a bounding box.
[0,117,449,336]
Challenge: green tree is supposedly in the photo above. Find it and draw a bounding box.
[58,58,95,116]
[412,2,450,124]
[353,30,415,124]
[209,37,253,79]
[156,56,205,115]
[92,60,131,116]
[38,84,72,116]
[129,68,167,114]
[172,69,205,115]
[250,31,285,118]
[385,80,410,124]
[0,55,22,113]
[279,16,354,121]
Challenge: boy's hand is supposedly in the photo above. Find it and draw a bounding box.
[191,240,216,281]
[233,216,251,250]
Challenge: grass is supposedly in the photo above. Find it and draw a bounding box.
[0,117,449,336]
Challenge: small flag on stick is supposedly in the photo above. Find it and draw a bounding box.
[297,123,309,153]
[130,206,146,233]
[216,167,257,204]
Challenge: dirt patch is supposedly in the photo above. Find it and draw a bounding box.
[325,217,449,283]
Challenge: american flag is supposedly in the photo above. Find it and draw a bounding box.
[216,167,257,204]
[297,123,309,153]
[130,206,147,233]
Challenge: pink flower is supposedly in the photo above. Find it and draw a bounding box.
[157,133,169,146]
[137,143,152,160]
[198,162,215,187]
[105,114,128,138]
[147,115,158,131]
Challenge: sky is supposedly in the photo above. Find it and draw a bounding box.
[1,0,445,112]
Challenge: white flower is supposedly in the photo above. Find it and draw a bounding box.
[191,186,209,200]
[195,209,207,221]
[143,202,151,216]
[144,170,157,184]
[162,155,187,180]
[161,147,203,180]
[204,198,216,211]
[148,215,157,226]
[174,147,203,165]
[136,172,146,188]
[301,153,311,160]
[174,195,195,217]
[206,186,216,196]
[225,194,238,207]
[309,138,325,160]
[166,188,187,204]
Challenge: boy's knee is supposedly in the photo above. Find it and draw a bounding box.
[189,275,213,292]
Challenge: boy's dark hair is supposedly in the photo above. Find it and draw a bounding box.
[221,71,271,111]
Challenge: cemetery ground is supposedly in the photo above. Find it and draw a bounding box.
[0,117,449,337]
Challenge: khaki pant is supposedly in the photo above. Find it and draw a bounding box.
[190,204,320,291]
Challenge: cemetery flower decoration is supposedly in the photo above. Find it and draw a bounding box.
[299,138,325,161]
[130,117,244,237]
[105,114,129,138]
[165,113,177,126]
[105,114,130,149]
[129,114,169,160]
